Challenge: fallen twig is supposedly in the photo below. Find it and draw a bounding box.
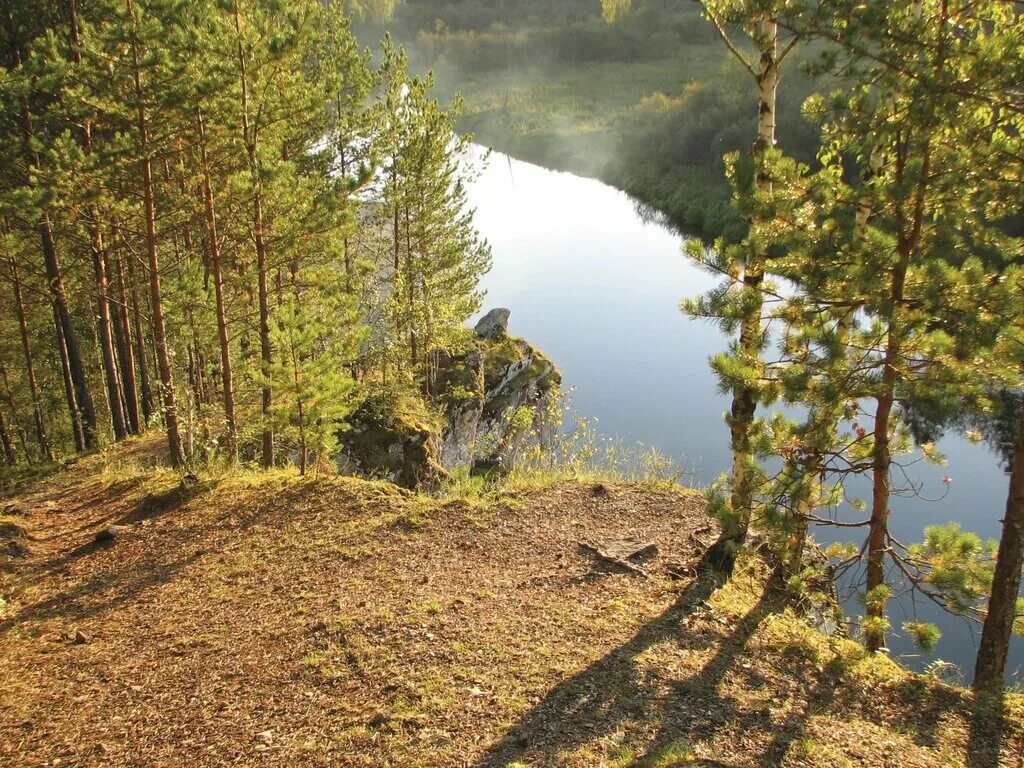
[577,540,650,578]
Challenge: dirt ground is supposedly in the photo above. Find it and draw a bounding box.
[0,446,1021,767]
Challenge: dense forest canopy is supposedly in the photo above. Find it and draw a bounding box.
[0,0,490,474]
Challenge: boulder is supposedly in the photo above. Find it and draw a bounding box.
[336,394,449,490]
[474,308,510,340]
[335,313,560,490]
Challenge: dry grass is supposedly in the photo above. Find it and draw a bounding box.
[0,438,1021,767]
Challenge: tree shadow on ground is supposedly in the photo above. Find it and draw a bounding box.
[28,477,213,580]
[0,478,332,634]
[967,692,1009,768]
[471,555,1010,767]
[473,561,781,767]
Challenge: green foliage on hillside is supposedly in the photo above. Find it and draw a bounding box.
[367,0,821,238]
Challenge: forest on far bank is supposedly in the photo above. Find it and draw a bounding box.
[364,0,822,239]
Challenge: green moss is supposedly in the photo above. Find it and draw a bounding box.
[340,391,447,488]
[481,336,530,392]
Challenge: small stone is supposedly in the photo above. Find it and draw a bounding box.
[72,630,89,645]
[474,308,510,340]
[94,525,130,545]
[254,730,273,743]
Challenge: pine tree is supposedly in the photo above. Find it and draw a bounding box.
[775,0,1021,652]
[2,2,98,452]
[377,48,491,385]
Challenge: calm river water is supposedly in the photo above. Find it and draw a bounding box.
[466,146,1022,684]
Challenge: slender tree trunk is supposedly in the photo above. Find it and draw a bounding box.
[865,153,918,653]
[197,111,237,459]
[295,361,307,478]
[53,302,85,452]
[128,0,184,467]
[8,254,54,462]
[974,400,1024,694]
[43,217,96,450]
[862,0,931,653]
[865,378,895,652]
[0,359,30,463]
[0,405,14,466]
[112,255,140,434]
[391,153,403,377]
[91,231,127,440]
[125,251,154,424]
[0,359,17,466]
[404,204,417,366]
[0,406,15,466]
[233,0,273,468]
[255,199,273,468]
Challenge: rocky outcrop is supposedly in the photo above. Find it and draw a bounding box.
[336,310,560,489]
[435,333,560,468]
[474,307,510,340]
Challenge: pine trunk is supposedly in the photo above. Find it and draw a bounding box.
[9,256,54,462]
[0,407,14,466]
[112,256,141,434]
[128,0,184,467]
[256,200,273,468]
[233,0,273,468]
[91,231,127,440]
[865,383,895,652]
[0,360,30,463]
[43,222,97,451]
[973,401,1024,694]
[126,251,154,424]
[865,206,915,653]
[197,111,237,458]
[53,302,85,452]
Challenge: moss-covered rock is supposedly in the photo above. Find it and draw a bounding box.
[336,392,449,490]
[337,312,561,489]
[437,332,560,468]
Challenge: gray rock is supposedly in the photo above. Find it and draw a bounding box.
[474,308,510,339]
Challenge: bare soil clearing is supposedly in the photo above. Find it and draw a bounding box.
[0,443,1021,767]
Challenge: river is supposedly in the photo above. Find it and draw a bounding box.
[466,146,1023,684]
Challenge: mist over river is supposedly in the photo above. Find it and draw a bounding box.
[465,145,1023,684]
